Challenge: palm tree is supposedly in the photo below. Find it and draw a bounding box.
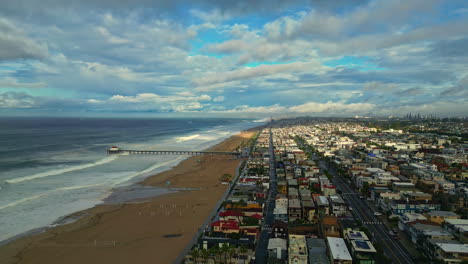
[200,248,209,264]
[219,244,228,263]
[227,245,237,264]
[208,246,220,263]
[191,249,199,264]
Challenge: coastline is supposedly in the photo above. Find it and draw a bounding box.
[0,128,260,264]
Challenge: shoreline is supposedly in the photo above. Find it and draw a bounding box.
[0,127,261,264]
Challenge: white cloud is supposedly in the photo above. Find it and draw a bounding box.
[213,96,224,102]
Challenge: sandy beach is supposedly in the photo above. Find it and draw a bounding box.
[0,130,258,264]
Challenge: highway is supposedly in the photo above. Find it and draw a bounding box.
[318,159,415,264]
[254,128,277,263]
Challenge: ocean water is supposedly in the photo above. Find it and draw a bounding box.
[0,117,260,242]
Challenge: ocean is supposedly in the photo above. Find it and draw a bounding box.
[0,117,261,242]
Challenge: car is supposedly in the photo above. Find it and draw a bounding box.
[374,212,383,216]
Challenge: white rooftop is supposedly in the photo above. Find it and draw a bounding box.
[327,237,352,261]
[268,238,287,250]
[436,243,468,253]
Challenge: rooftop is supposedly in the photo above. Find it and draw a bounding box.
[427,211,460,218]
[327,237,352,261]
[351,240,377,253]
[436,243,468,254]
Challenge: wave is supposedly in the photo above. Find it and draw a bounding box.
[175,134,200,142]
[0,194,45,210]
[5,156,119,184]
[110,156,186,187]
[0,183,106,211]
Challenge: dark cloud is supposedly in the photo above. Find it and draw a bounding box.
[430,38,468,58]
[0,0,358,18]
[0,18,48,61]
[440,75,468,97]
[396,87,424,96]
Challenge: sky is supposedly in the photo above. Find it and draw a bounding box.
[0,0,467,118]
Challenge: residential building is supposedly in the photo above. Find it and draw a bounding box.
[327,237,353,264]
[288,234,308,264]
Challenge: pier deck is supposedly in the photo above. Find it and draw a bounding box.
[107,149,240,156]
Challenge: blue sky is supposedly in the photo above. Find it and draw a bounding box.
[0,0,467,117]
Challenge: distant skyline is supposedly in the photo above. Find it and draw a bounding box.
[0,0,467,117]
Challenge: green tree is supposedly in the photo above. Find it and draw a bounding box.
[190,248,199,264]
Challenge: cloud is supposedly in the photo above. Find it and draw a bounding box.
[440,75,468,97]
[362,81,398,92]
[0,91,36,108]
[289,101,375,113]
[213,96,224,102]
[0,18,48,61]
[0,78,46,88]
[193,61,324,89]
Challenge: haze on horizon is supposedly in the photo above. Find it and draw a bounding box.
[0,0,467,118]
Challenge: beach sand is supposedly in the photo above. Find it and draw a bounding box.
[0,130,258,264]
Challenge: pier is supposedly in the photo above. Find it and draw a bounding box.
[107,146,240,156]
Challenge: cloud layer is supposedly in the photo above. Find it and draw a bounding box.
[0,0,467,117]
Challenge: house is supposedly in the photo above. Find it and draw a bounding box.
[433,243,468,263]
[302,200,316,223]
[288,199,302,223]
[344,230,377,263]
[306,238,329,264]
[219,210,244,222]
[327,237,353,264]
[316,195,330,215]
[390,199,441,215]
[271,220,288,239]
[321,216,341,238]
[288,234,308,264]
[444,219,468,243]
[329,194,348,216]
[407,222,454,244]
[435,179,456,193]
[211,220,239,234]
[425,211,461,225]
[268,238,287,261]
[392,182,416,192]
[398,213,427,231]
[349,240,377,264]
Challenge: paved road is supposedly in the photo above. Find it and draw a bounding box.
[318,160,415,264]
[254,128,278,263]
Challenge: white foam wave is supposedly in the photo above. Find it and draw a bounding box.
[0,194,46,210]
[175,134,200,142]
[0,183,106,211]
[111,156,186,186]
[5,156,119,184]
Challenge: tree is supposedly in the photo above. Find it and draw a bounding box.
[221,244,230,264]
[200,248,210,264]
[190,248,200,264]
[239,245,248,264]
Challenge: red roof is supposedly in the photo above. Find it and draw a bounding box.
[250,213,262,220]
[220,210,243,217]
[211,220,239,230]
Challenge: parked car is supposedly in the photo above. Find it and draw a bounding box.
[374,212,383,216]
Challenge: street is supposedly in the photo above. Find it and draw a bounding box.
[254,128,277,263]
[319,159,415,264]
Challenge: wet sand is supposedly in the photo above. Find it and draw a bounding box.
[0,130,258,264]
